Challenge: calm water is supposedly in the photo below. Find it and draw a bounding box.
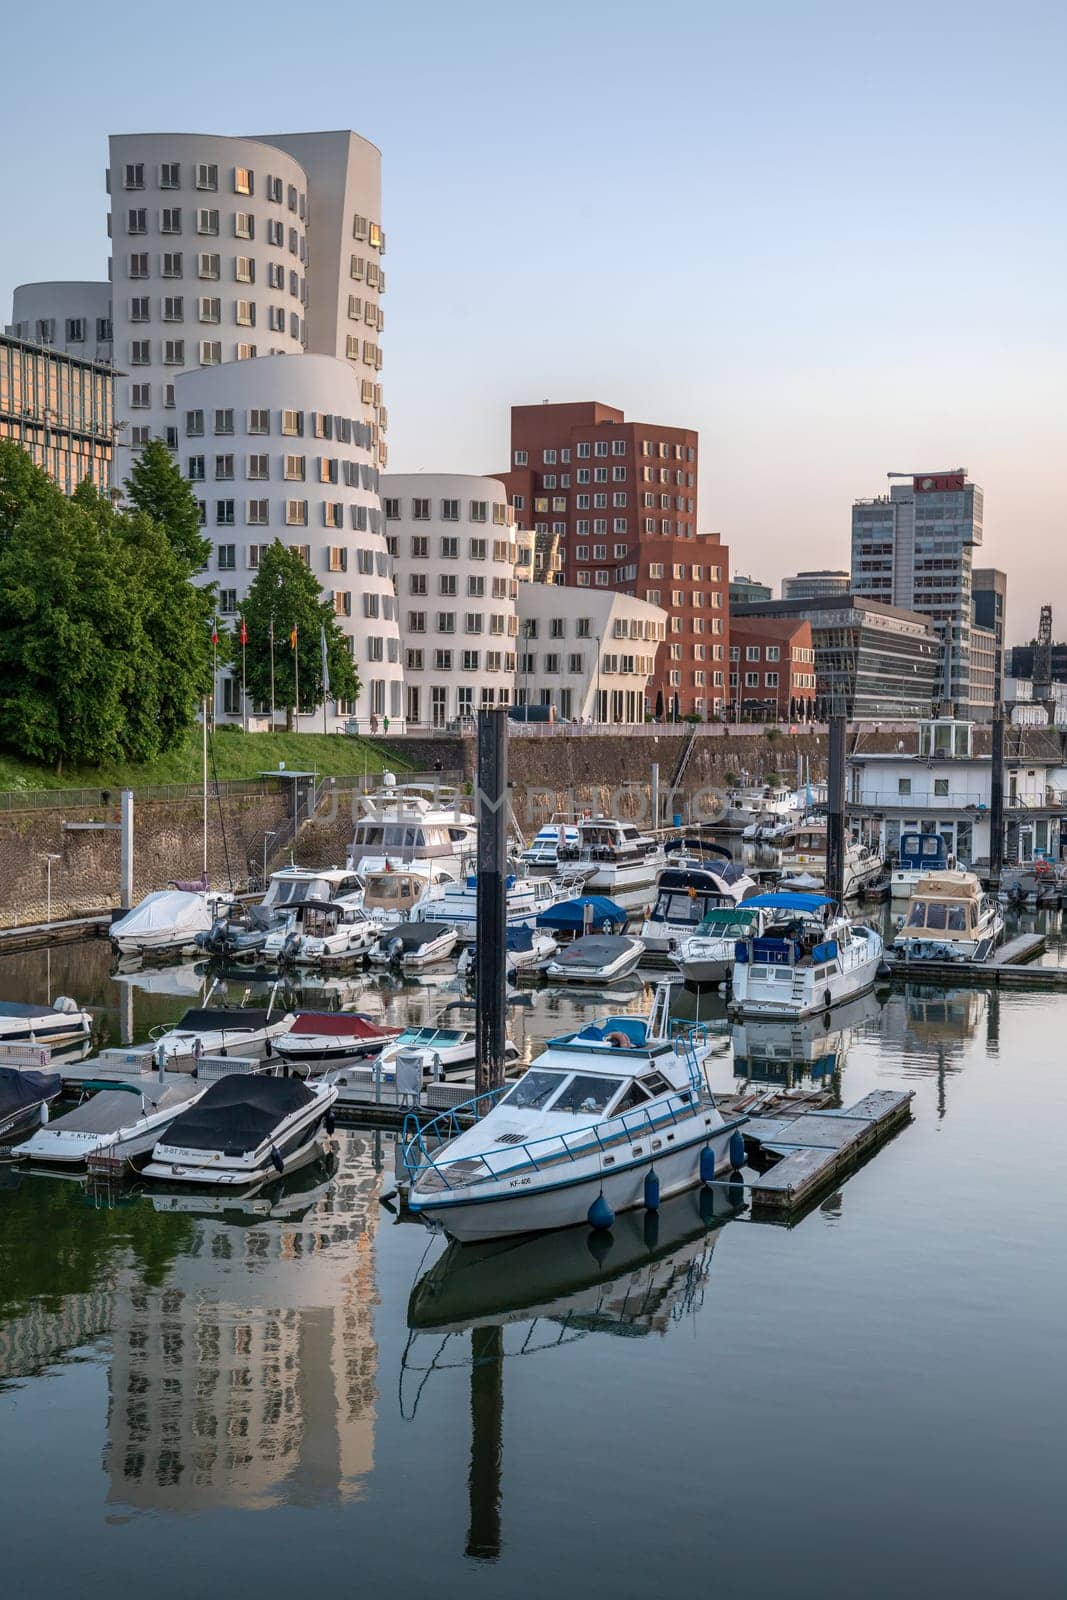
[1,935,1065,1599]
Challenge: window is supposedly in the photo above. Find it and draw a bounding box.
[217,543,236,570]
[159,161,180,189]
[514,449,528,466]
[440,536,459,559]
[437,612,456,634]
[766,645,781,662]
[187,455,205,481]
[162,295,183,321]
[130,383,150,408]
[281,409,303,436]
[934,778,950,798]
[163,338,184,364]
[898,778,912,797]
[439,574,458,597]
[214,453,234,480]
[161,251,182,278]
[234,212,254,240]
[247,499,269,525]
[235,257,254,284]
[285,500,308,525]
[235,298,255,326]
[198,252,221,279]
[215,499,235,526]
[185,409,204,436]
[199,339,222,364]
[123,162,144,190]
[65,316,86,343]
[284,454,306,480]
[246,453,269,480]
[411,534,429,558]
[126,207,147,234]
[196,163,219,191]
[219,589,237,615]
[121,250,142,278]
[160,207,181,234]
[197,208,219,235]
[441,498,460,521]
[129,339,150,365]
[234,166,253,196]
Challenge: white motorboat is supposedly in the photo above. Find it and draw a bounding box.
[359,863,456,927]
[347,777,476,878]
[520,822,584,876]
[376,1024,520,1080]
[670,901,778,985]
[639,858,757,958]
[729,892,885,1018]
[142,1074,338,1188]
[258,867,368,960]
[109,885,233,959]
[890,832,954,898]
[374,920,459,971]
[403,984,748,1242]
[0,1067,63,1145]
[272,1011,401,1069]
[774,822,885,899]
[556,818,665,899]
[266,900,383,966]
[892,871,1004,963]
[16,1076,207,1169]
[0,998,92,1047]
[542,933,645,986]
[458,926,559,979]
[425,871,582,941]
[147,1001,293,1073]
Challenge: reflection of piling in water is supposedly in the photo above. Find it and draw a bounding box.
[466,1325,504,1561]
[826,714,846,904]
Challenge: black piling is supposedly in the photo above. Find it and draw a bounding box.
[475,707,508,1097]
[989,710,1005,889]
[826,713,847,905]
[465,1324,504,1560]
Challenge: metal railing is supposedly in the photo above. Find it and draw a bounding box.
[507,722,829,739]
[0,776,277,813]
[850,789,1067,810]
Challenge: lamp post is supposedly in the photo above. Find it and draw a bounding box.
[42,853,61,925]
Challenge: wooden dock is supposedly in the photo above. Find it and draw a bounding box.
[743,1089,913,1219]
[0,914,110,952]
[888,932,1067,988]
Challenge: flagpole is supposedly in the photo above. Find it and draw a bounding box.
[294,627,299,735]
[241,616,247,733]
[269,615,275,733]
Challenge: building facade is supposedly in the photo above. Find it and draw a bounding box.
[729,574,772,605]
[0,332,113,494]
[382,474,521,728]
[781,569,850,600]
[851,469,990,718]
[732,594,943,720]
[176,353,401,729]
[514,586,666,724]
[496,400,728,717]
[8,281,113,364]
[728,618,816,719]
[972,567,1008,704]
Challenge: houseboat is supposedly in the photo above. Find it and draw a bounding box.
[892,870,1004,963]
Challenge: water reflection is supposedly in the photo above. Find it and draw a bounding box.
[729,991,882,1091]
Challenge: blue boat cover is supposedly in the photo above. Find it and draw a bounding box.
[0,1067,62,1116]
[536,895,628,932]
[745,892,833,913]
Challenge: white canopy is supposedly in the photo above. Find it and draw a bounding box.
[111,890,213,939]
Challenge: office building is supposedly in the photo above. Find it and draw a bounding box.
[178,353,400,729]
[781,569,850,601]
[972,567,1008,704]
[8,281,113,362]
[0,332,113,494]
[515,587,666,724]
[732,593,943,720]
[851,469,990,718]
[497,400,728,717]
[729,574,772,605]
[728,618,816,719]
[383,474,521,727]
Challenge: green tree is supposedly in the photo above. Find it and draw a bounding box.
[123,437,211,571]
[237,540,359,729]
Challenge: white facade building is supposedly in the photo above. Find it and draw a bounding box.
[177,354,402,730]
[8,281,113,364]
[383,474,520,728]
[515,587,666,723]
[106,131,386,482]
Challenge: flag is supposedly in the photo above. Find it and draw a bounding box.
[211,617,219,646]
[320,625,330,698]
[289,625,298,650]
[239,617,248,647]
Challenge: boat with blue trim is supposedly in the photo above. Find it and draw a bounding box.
[402,985,747,1242]
[891,832,954,898]
[729,892,884,1018]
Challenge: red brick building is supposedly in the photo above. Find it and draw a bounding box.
[496,401,729,717]
[728,617,817,720]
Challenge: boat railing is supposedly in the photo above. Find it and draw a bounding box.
[403,1079,711,1193]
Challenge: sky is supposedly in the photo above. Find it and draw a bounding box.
[2,0,1063,642]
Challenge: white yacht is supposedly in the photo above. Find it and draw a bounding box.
[520,822,584,876]
[729,892,885,1018]
[16,1077,208,1169]
[892,871,1004,963]
[265,900,383,967]
[374,920,459,971]
[143,1075,338,1188]
[403,985,748,1242]
[557,817,665,900]
[775,822,884,899]
[347,778,476,879]
[640,858,757,958]
[426,871,580,941]
[109,886,234,959]
[670,901,779,986]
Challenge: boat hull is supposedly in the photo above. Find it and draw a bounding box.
[143,1098,334,1188]
[731,957,880,1018]
[411,1117,741,1242]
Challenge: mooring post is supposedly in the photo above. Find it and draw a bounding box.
[826,714,846,904]
[989,710,1005,889]
[476,708,507,1097]
[466,1324,504,1560]
[120,788,134,910]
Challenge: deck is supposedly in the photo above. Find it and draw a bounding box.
[887,932,1067,987]
[741,1089,914,1219]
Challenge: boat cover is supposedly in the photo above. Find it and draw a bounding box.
[173,1008,273,1032]
[163,1075,316,1153]
[0,1002,76,1020]
[43,1089,150,1134]
[537,896,627,932]
[111,890,213,939]
[387,921,454,949]
[0,1067,62,1116]
[556,935,637,966]
[288,1012,394,1039]
[745,892,832,914]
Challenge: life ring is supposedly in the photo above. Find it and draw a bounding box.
[605,1031,631,1049]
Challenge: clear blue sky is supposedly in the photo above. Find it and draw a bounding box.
[3,0,1063,641]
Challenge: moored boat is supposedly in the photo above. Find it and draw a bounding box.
[373,920,459,971]
[16,1077,207,1169]
[273,1011,400,1068]
[142,1074,338,1188]
[0,998,92,1047]
[542,933,645,986]
[729,892,885,1018]
[458,926,559,979]
[640,857,757,958]
[670,901,778,985]
[556,817,665,900]
[891,832,954,898]
[892,870,1004,963]
[0,1067,63,1146]
[110,886,234,959]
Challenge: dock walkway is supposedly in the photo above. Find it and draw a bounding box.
[889,932,1067,988]
[743,1089,913,1218]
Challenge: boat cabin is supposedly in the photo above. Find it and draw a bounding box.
[897,833,950,874]
[733,892,837,971]
[561,818,656,864]
[362,866,453,917]
[262,868,363,910]
[901,871,988,937]
[646,866,748,931]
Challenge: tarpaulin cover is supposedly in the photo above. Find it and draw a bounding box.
[289,1012,394,1039]
[174,1009,273,1032]
[164,1075,316,1154]
[536,896,627,932]
[111,890,213,939]
[0,1067,62,1117]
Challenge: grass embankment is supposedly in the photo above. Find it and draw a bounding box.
[0,730,408,792]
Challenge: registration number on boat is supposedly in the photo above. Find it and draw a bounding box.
[509,1176,532,1188]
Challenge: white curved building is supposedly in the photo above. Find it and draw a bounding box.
[177,353,402,731]
[106,131,386,482]
[382,474,520,727]
[8,282,113,363]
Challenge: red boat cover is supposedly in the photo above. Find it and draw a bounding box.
[289,1012,396,1039]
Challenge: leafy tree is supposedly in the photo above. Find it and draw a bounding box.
[237,540,359,729]
[123,437,211,571]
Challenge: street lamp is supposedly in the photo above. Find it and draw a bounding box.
[42,853,61,925]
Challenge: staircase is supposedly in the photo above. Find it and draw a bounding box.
[248,776,331,890]
[668,728,700,801]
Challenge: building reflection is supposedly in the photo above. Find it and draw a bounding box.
[103,1130,383,1513]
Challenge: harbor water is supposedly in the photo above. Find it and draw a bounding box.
[1,933,1065,1598]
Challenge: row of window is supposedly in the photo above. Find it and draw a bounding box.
[124,253,306,297]
[123,208,305,255]
[513,439,696,466]
[407,574,516,599]
[406,650,512,674]
[729,644,815,663]
[214,541,388,578]
[119,162,306,216]
[188,453,378,488]
[517,652,657,677]
[406,612,517,637]
[185,407,379,445]
[394,534,517,562]
[199,499,385,532]
[729,672,817,691]
[383,496,510,526]
[16,317,112,347]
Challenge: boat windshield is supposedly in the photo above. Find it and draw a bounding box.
[502,1070,566,1110]
[907,901,969,931]
[551,1074,624,1115]
[699,910,756,939]
[652,890,718,925]
[263,877,328,907]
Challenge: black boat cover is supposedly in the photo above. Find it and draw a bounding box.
[174,1008,272,1032]
[389,921,453,948]
[0,1002,70,1019]
[0,1067,62,1114]
[163,1074,316,1154]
